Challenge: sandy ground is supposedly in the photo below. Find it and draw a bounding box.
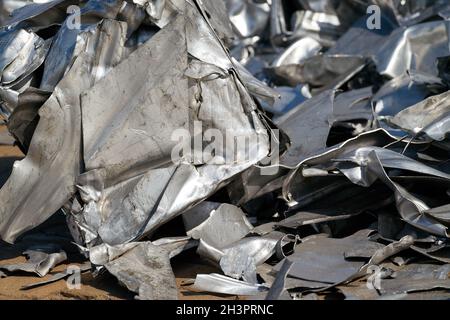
[0,125,240,300]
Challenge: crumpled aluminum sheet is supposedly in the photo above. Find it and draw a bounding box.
[218,235,283,284]
[72,5,270,249]
[183,202,254,249]
[184,202,287,284]
[1,0,450,301]
[0,18,128,244]
[374,20,450,78]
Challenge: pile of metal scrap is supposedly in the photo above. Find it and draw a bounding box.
[0,0,450,300]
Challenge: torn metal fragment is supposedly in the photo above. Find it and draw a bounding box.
[193,273,268,296]
[0,249,67,277]
[184,203,253,249]
[104,242,178,300]
[367,235,415,266]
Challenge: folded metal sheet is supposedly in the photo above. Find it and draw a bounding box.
[278,184,393,229]
[89,242,141,266]
[0,0,32,20]
[117,1,147,38]
[181,202,221,234]
[39,0,126,91]
[330,87,373,124]
[259,85,308,117]
[425,204,450,225]
[0,29,50,88]
[281,128,423,203]
[181,201,280,283]
[0,19,128,243]
[89,240,183,300]
[411,243,450,264]
[270,0,350,48]
[219,235,280,283]
[334,150,449,237]
[71,3,270,247]
[336,147,450,186]
[6,87,51,149]
[372,72,445,136]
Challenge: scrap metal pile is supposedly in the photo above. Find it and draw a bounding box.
[0,0,450,300]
